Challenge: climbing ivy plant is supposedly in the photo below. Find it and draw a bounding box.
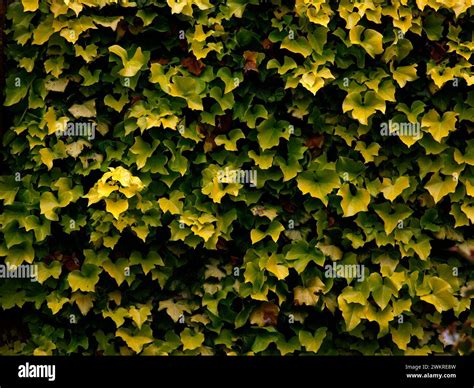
[0,0,473,355]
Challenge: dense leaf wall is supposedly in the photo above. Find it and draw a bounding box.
[1,0,473,355]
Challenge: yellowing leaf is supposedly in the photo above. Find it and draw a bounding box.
[421,110,458,143]
[349,26,384,58]
[343,91,386,125]
[265,253,289,280]
[337,297,366,331]
[22,0,39,12]
[180,328,205,350]
[46,292,69,315]
[299,328,327,353]
[281,36,312,57]
[391,64,418,87]
[425,173,458,204]
[69,100,96,119]
[109,45,150,77]
[391,322,413,350]
[420,277,457,313]
[158,299,192,322]
[68,264,101,293]
[129,305,152,330]
[39,148,55,170]
[71,292,94,316]
[296,170,340,206]
[337,184,371,217]
[116,326,153,353]
[250,220,285,244]
[381,176,410,201]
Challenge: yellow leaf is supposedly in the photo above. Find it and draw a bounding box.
[116,327,153,353]
[425,173,458,204]
[71,292,94,315]
[105,198,128,219]
[391,64,418,87]
[22,0,39,12]
[381,176,410,201]
[39,148,55,170]
[421,110,458,143]
[337,184,371,217]
[129,305,152,330]
[265,253,289,280]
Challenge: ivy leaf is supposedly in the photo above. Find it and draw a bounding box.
[250,220,285,244]
[391,64,418,87]
[420,277,458,313]
[264,253,289,280]
[369,273,397,310]
[250,302,279,327]
[102,258,130,286]
[296,170,340,205]
[46,292,69,315]
[158,191,184,215]
[381,176,410,201]
[215,129,245,151]
[421,110,458,142]
[68,264,102,292]
[391,322,413,350]
[343,91,386,124]
[281,36,312,57]
[285,241,325,273]
[105,198,129,220]
[337,297,366,331]
[109,45,150,77]
[103,307,129,328]
[180,328,205,350]
[129,305,152,330]
[298,328,327,353]
[349,26,384,58]
[374,203,413,235]
[71,293,95,316]
[425,173,458,204]
[116,326,153,353]
[257,117,290,150]
[158,299,192,322]
[337,184,371,217]
[69,100,96,118]
[22,0,39,12]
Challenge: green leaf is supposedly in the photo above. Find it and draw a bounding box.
[281,36,312,57]
[286,241,325,273]
[257,117,290,150]
[299,328,327,353]
[68,264,102,292]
